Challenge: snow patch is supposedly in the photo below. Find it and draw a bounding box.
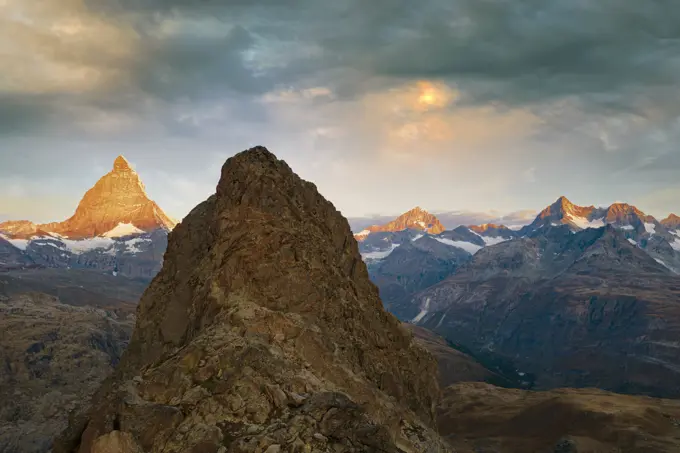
[644,222,656,235]
[671,238,680,252]
[435,238,483,254]
[123,237,152,254]
[412,298,431,324]
[412,234,424,242]
[654,258,672,270]
[417,221,426,228]
[0,234,29,250]
[568,215,605,230]
[627,238,637,246]
[671,230,679,237]
[619,225,635,230]
[361,243,400,260]
[481,236,509,246]
[102,223,144,238]
[61,237,115,254]
[435,313,447,329]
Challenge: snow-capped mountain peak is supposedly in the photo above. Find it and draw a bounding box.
[354,206,445,241]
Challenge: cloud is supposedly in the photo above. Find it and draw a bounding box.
[2,0,680,220]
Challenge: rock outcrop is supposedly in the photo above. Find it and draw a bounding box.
[55,147,449,453]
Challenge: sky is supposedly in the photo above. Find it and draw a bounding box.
[1,0,680,223]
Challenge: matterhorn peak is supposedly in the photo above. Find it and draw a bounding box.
[112,155,133,172]
[29,155,177,239]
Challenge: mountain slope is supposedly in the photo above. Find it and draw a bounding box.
[662,213,680,230]
[55,146,450,453]
[369,235,472,316]
[439,382,680,453]
[408,225,680,398]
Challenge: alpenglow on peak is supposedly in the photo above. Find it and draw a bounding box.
[113,155,133,172]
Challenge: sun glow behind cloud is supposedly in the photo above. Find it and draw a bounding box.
[1,0,680,220]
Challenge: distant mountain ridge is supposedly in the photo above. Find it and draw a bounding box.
[354,206,445,240]
[357,196,680,273]
[358,197,680,400]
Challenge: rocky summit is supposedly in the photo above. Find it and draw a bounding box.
[55,147,449,453]
[43,156,176,239]
[355,207,446,241]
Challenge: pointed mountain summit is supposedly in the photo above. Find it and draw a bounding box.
[355,206,445,241]
[112,155,133,172]
[521,196,600,233]
[1,155,177,239]
[55,146,449,452]
[42,155,176,238]
[662,213,680,229]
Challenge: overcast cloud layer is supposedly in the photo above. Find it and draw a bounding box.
[1,0,679,222]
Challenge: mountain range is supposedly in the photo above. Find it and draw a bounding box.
[348,209,536,233]
[2,147,680,452]
[360,199,680,399]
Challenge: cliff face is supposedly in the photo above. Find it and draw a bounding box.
[55,147,449,453]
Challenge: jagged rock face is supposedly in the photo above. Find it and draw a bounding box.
[357,207,445,240]
[55,147,448,453]
[41,156,176,239]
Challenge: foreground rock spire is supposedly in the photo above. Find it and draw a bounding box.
[55,146,449,452]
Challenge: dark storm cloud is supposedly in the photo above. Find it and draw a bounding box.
[312,0,680,114]
[4,0,680,137]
